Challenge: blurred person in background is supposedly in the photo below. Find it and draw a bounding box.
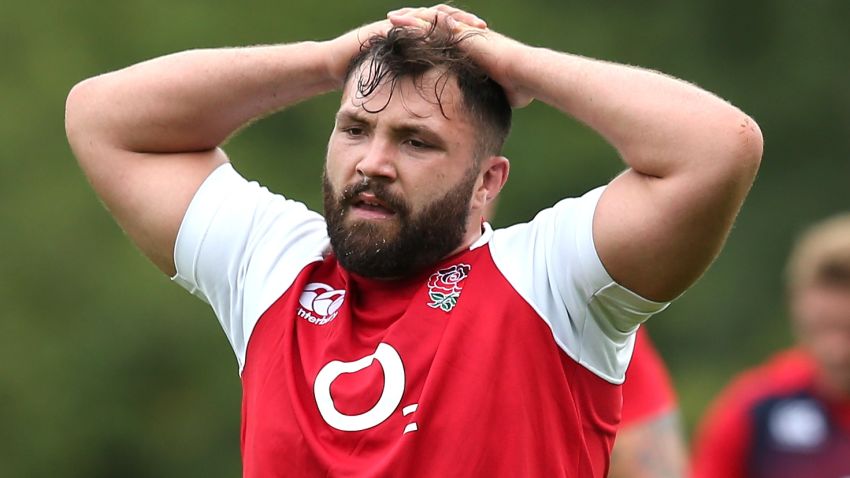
[692,214,850,478]
[66,4,760,477]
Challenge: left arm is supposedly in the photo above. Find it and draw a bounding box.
[390,6,763,302]
[502,46,763,302]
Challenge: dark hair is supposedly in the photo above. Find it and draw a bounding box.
[343,22,512,158]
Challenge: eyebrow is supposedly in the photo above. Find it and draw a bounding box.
[335,110,370,125]
[335,110,448,148]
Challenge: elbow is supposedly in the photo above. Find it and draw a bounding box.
[65,76,112,162]
[735,114,764,178]
[713,112,763,188]
[65,78,94,151]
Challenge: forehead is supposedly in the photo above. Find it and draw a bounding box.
[339,66,473,132]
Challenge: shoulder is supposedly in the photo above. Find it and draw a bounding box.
[722,349,816,406]
[698,348,817,433]
[489,187,611,298]
[172,163,329,369]
[484,189,669,384]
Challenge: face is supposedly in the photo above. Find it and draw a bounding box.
[792,284,850,393]
[323,68,484,278]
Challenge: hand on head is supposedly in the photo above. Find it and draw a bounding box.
[387,5,488,31]
[384,5,533,108]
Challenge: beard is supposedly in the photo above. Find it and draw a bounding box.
[322,167,478,279]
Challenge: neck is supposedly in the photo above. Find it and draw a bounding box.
[454,216,487,254]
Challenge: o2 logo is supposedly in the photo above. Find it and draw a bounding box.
[313,343,418,434]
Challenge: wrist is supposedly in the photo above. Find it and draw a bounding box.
[324,20,394,89]
[318,38,353,89]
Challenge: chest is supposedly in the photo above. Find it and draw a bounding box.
[239,251,620,477]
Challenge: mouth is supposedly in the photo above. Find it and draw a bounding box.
[349,192,397,219]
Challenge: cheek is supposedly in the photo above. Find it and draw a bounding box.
[399,165,451,199]
[325,141,355,184]
[401,179,442,215]
[794,295,850,343]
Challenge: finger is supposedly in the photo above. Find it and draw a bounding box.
[433,4,461,14]
[388,8,440,30]
[438,13,469,34]
[387,7,430,22]
[387,13,432,30]
[387,7,415,17]
[446,12,486,30]
[387,7,479,34]
[433,4,487,28]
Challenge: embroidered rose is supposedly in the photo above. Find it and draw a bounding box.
[426,264,471,312]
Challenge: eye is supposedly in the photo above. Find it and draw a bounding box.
[343,126,365,137]
[405,138,431,149]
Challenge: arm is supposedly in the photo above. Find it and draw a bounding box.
[65,21,390,276]
[390,6,763,301]
[608,410,688,478]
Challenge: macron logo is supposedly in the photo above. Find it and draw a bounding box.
[297,282,346,326]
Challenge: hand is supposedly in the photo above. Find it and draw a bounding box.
[387,5,488,31]
[386,5,533,108]
[325,19,394,87]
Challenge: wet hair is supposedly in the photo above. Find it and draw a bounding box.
[343,22,512,159]
[786,213,850,290]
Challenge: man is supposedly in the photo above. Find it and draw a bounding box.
[692,214,850,478]
[65,5,761,477]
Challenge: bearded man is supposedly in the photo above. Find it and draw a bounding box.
[65,5,762,477]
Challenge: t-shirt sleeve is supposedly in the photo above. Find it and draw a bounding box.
[172,163,329,370]
[489,186,670,383]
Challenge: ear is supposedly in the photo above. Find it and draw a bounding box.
[472,156,510,219]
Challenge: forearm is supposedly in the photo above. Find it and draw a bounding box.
[66,41,340,155]
[509,45,761,178]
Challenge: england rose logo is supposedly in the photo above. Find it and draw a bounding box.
[426,264,471,312]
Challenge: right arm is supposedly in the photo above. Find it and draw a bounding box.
[65,22,389,275]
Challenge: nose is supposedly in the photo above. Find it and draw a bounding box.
[356,138,397,181]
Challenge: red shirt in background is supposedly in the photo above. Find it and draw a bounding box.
[692,348,850,478]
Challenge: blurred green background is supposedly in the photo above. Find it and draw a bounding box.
[2,0,848,475]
